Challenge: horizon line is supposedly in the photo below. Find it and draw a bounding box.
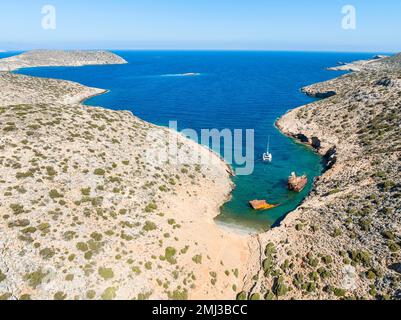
[0,48,397,54]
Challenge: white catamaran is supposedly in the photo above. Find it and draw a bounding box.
[263,136,273,162]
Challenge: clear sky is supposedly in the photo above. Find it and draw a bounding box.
[1,0,400,52]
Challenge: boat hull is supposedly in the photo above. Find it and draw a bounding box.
[249,200,278,211]
[288,175,308,192]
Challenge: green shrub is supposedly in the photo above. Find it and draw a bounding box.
[10,204,24,215]
[382,230,395,240]
[333,287,346,297]
[265,243,276,255]
[263,257,273,274]
[165,247,177,264]
[144,202,158,213]
[322,255,333,265]
[168,288,188,300]
[236,292,247,300]
[192,255,202,264]
[317,267,331,279]
[387,241,400,252]
[101,287,117,300]
[250,293,261,300]
[303,282,316,293]
[98,267,114,280]
[24,269,47,289]
[94,168,106,176]
[49,189,63,199]
[333,228,342,237]
[46,167,57,177]
[132,266,141,275]
[349,250,371,267]
[54,292,67,300]
[90,232,103,242]
[86,290,96,300]
[143,221,157,232]
[273,277,288,297]
[0,270,6,282]
[81,187,91,196]
[76,242,89,252]
[39,248,55,260]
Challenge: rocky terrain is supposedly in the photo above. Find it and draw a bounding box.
[1,49,400,301]
[0,50,127,72]
[240,54,401,300]
[0,52,249,300]
[327,55,389,72]
[0,73,105,106]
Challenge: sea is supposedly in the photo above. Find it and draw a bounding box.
[3,50,381,231]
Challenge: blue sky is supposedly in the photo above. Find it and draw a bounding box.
[1,0,400,52]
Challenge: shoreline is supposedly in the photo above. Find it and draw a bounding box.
[11,54,245,239]
[79,88,109,104]
[2,50,399,300]
[0,50,250,300]
[241,53,401,300]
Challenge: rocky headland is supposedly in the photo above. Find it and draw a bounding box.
[240,53,401,300]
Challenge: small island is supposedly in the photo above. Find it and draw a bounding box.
[0,50,128,72]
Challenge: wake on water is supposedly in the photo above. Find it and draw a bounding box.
[160,72,201,77]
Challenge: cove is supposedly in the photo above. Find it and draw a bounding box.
[15,51,377,231]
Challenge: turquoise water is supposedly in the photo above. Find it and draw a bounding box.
[12,51,379,231]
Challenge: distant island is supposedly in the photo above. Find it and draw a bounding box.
[0,50,127,71]
[0,50,400,300]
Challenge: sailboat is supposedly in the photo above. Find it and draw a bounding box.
[263,136,273,162]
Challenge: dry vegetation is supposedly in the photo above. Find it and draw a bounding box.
[240,54,401,300]
[0,51,249,301]
[1,50,400,301]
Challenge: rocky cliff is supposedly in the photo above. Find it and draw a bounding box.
[241,54,401,300]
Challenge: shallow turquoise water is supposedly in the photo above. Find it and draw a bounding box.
[13,51,380,231]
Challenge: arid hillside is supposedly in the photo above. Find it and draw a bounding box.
[241,54,401,300]
[0,52,249,300]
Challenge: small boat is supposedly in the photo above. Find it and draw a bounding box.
[263,136,273,162]
[288,172,308,192]
[249,200,279,211]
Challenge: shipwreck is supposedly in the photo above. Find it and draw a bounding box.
[288,172,308,192]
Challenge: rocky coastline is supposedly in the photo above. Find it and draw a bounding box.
[0,50,249,300]
[241,53,401,300]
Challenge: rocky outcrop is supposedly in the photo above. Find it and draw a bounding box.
[327,55,389,72]
[0,73,105,106]
[242,53,401,300]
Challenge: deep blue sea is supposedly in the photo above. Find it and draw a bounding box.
[6,51,380,231]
